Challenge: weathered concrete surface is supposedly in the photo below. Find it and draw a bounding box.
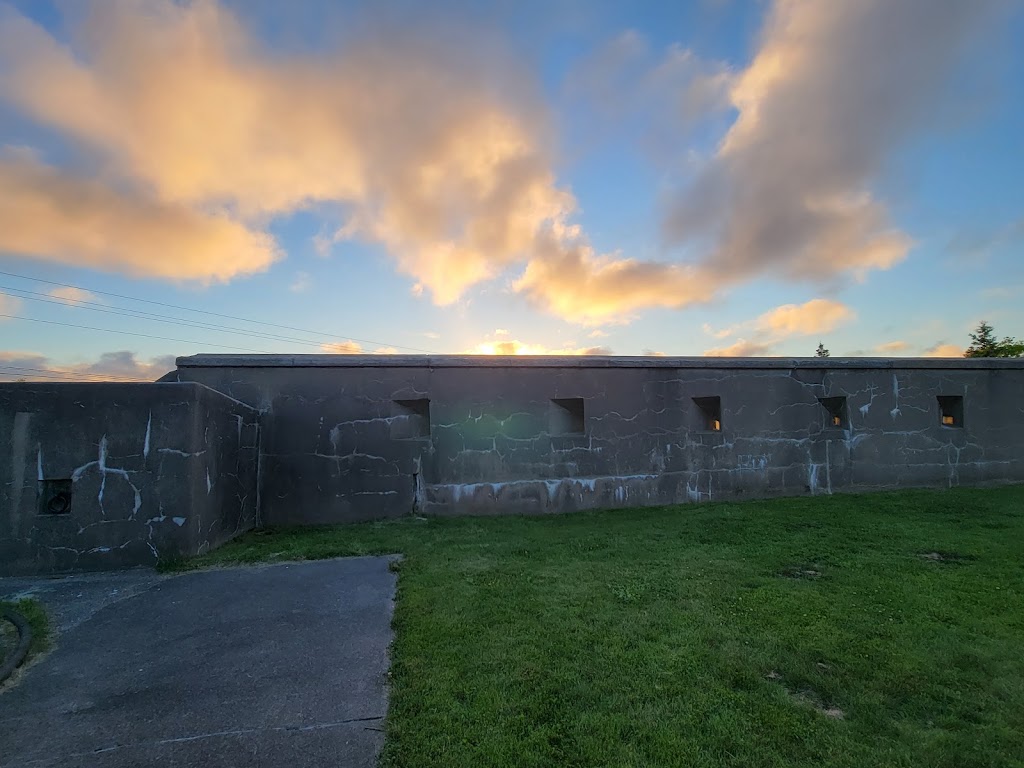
[0,383,260,575]
[169,355,1024,525]
[0,557,397,767]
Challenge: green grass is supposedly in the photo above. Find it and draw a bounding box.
[0,598,50,670]
[180,487,1024,767]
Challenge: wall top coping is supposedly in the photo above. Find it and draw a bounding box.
[175,354,1024,371]
[0,380,259,410]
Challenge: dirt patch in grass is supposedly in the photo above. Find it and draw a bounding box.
[766,670,845,719]
[779,564,825,579]
[918,550,976,564]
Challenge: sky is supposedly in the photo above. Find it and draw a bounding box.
[0,0,1022,380]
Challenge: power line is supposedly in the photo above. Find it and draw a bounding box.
[0,269,433,354]
[0,287,356,349]
[0,364,150,382]
[0,314,278,354]
[0,369,147,383]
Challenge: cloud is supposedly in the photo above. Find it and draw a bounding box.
[0,151,280,281]
[565,30,734,153]
[494,329,510,337]
[703,339,774,357]
[320,341,399,354]
[0,1,741,324]
[755,299,854,337]
[642,349,667,356]
[0,293,22,316]
[923,342,963,358]
[289,272,311,293]
[588,329,609,338]
[513,238,707,325]
[947,216,1024,262]
[876,340,911,354]
[700,297,854,356]
[701,322,735,340]
[664,0,998,295]
[0,350,175,381]
[81,351,177,379]
[321,341,366,354]
[422,331,440,340]
[48,286,99,305]
[0,1,608,313]
[469,337,612,355]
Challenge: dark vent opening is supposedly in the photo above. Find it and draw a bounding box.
[551,398,585,436]
[693,396,722,432]
[38,478,72,516]
[937,395,964,428]
[391,399,431,439]
[818,396,848,429]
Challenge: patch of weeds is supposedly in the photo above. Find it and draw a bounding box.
[0,598,51,687]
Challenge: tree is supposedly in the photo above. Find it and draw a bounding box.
[964,321,1024,358]
[815,342,830,358]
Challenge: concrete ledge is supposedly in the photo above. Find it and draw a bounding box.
[175,354,1024,370]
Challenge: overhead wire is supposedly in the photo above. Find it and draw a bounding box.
[0,286,361,349]
[0,269,434,354]
[0,364,150,382]
[0,313,278,354]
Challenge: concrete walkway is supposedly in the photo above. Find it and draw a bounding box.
[0,557,398,767]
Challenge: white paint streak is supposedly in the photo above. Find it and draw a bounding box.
[143,411,152,459]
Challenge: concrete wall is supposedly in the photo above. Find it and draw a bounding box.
[0,382,259,575]
[167,355,1024,525]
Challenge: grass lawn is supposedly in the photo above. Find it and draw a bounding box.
[180,487,1024,767]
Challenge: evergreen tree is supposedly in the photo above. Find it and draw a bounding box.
[964,321,1024,358]
[815,342,830,358]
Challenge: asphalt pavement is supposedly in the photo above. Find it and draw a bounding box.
[0,557,398,767]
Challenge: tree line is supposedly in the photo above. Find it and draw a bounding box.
[814,321,1023,358]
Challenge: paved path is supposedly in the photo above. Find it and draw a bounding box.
[0,557,397,767]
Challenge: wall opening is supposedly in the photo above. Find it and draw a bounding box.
[38,478,72,515]
[390,399,431,439]
[693,396,722,431]
[550,398,585,436]
[937,395,964,428]
[818,396,848,429]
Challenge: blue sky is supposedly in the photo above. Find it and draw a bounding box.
[0,0,1022,379]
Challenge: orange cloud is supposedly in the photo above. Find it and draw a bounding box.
[469,337,611,355]
[876,340,911,354]
[703,339,775,357]
[0,152,279,281]
[924,343,963,358]
[320,341,400,355]
[0,1,728,322]
[514,239,707,325]
[755,299,854,337]
[47,286,99,305]
[0,2,581,304]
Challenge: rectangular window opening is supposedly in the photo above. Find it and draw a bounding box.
[550,398,585,436]
[693,396,722,432]
[937,395,964,429]
[818,396,848,429]
[390,399,431,439]
[38,478,72,516]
